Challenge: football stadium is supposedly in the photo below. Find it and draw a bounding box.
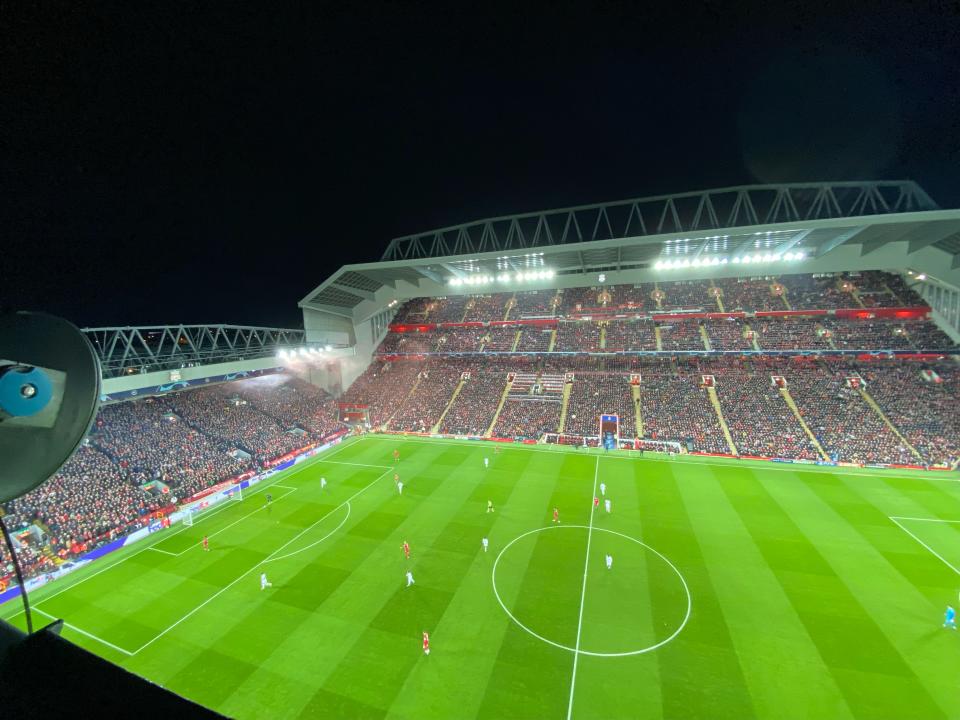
[3,181,960,719]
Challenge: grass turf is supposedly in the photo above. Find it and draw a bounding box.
[4,435,960,719]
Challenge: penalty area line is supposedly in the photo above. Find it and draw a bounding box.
[131,467,393,655]
[32,607,135,656]
[890,516,960,576]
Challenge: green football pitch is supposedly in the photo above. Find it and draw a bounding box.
[4,435,960,719]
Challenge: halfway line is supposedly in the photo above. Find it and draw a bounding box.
[566,455,600,720]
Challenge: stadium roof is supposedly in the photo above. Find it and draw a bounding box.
[300,181,960,319]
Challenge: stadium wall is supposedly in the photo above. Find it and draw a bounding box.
[303,307,392,395]
[0,431,350,606]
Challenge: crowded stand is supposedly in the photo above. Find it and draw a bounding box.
[436,327,483,352]
[562,286,604,311]
[4,445,164,578]
[753,318,830,350]
[714,277,784,312]
[439,371,508,436]
[233,376,343,438]
[564,374,637,438]
[905,320,955,350]
[380,315,952,355]
[423,295,470,323]
[508,289,558,318]
[660,281,710,309]
[716,369,820,459]
[2,372,352,581]
[392,296,431,323]
[554,321,601,352]
[387,271,932,325]
[516,327,555,351]
[464,295,507,322]
[95,399,252,499]
[170,386,306,460]
[639,365,730,453]
[482,327,520,351]
[860,365,960,467]
[604,320,657,351]
[706,318,753,350]
[657,321,707,351]
[340,360,424,427]
[786,364,916,464]
[825,319,914,350]
[388,362,463,432]
[378,330,436,355]
[492,399,562,439]
[851,270,916,307]
[778,273,852,309]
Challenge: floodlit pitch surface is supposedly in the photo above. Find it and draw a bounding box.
[5,435,960,719]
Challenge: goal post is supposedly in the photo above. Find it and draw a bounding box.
[180,482,243,527]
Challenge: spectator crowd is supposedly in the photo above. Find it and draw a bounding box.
[2,374,346,581]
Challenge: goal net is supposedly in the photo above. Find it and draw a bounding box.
[181,483,243,527]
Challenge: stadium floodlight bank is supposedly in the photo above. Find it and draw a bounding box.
[181,483,244,526]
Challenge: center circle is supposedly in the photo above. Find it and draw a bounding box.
[491,525,691,657]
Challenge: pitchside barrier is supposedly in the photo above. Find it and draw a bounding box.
[541,433,683,453]
[0,430,350,605]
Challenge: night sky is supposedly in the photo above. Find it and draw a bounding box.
[3,1,960,328]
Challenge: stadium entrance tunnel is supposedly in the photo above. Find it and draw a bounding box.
[491,525,690,657]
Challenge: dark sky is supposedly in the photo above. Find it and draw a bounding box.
[3,1,960,328]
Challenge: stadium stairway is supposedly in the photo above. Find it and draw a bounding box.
[707,386,739,456]
[485,376,515,438]
[654,325,663,351]
[778,387,831,461]
[385,374,424,430]
[744,323,761,350]
[431,376,466,434]
[817,323,839,350]
[244,402,293,431]
[557,381,573,432]
[699,324,712,350]
[631,382,644,437]
[712,284,725,312]
[504,293,517,321]
[547,329,557,352]
[599,323,607,350]
[510,330,522,352]
[781,290,793,310]
[41,546,62,567]
[89,440,122,465]
[856,387,925,463]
